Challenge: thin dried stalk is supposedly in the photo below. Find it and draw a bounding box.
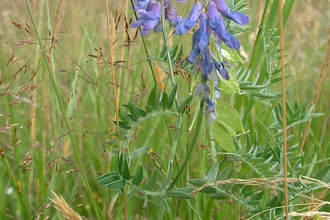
[190,176,330,195]
[301,27,330,152]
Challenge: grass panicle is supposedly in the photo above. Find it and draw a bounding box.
[0,0,330,219]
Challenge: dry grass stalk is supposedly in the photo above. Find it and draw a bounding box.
[107,193,119,220]
[49,190,83,220]
[301,26,330,152]
[289,211,330,218]
[51,0,64,51]
[191,176,330,195]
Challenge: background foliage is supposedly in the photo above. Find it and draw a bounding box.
[0,0,330,219]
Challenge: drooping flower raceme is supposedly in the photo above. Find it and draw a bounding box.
[130,0,250,123]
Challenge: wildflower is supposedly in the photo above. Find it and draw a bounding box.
[165,3,180,27]
[134,0,151,8]
[130,0,250,123]
[207,1,240,50]
[176,2,203,35]
[194,84,217,124]
[198,13,210,51]
[213,59,229,80]
[194,83,210,96]
[131,1,162,36]
[201,48,213,80]
[204,95,217,124]
[212,0,250,25]
[187,46,200,64]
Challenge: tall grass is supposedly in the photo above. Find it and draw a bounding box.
[0,0,330,219]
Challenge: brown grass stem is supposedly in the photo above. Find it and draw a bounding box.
[105,1,121,153]
[301,27,330,152]
[278,0,289,219]
[105,2,126,220]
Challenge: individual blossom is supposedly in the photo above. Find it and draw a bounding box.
[198,13,210,50]
[212,0,250,25]
[165,3,181,27]
[176,2,203,35]
[201,48,213,80]
[207,1,240,50]
[187,13,209,64]
[194,83,210,97]
[213,59,229,80]
[194,84,217,124]
[204,95,218,124]
[134,0,151,8]
[131,1,162,36]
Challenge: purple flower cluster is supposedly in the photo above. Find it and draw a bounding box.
[131,0,249,123]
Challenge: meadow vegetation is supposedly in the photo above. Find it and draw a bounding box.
[0,0,330,219]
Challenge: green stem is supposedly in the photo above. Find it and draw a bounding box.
[129,0,157,86]
[159,116,183,190]
[159,1,182,112]
[25,2,101,219]
[1,150,31,218]
[168,101,205,190]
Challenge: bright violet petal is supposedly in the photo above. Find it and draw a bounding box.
[131,19,146,28]
[141,19,159,36]
[212,0,229,13]
[165,4,179,27]
[224,11,250,25]
[140,2,161,20]
[213,60,229,80]
[222,32,240,50]
[188,48,200,64]
[201,49,213,80]
[176,2,203,35]
[198,13,210,50]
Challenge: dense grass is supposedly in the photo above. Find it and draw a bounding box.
[0,0,330,219]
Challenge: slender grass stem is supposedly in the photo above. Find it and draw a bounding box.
[278,0,288,218]
[129,0,157,86]
[105,2,127,219]
[168,101,204,190]
[0,150,31,218]
[105,0,121,152]
[160,116,183,190]
[25,1,101,219]
[301,27,330,152]
[160,1,180,110]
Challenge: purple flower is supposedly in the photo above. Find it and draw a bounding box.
[198,13,210,51]
[194,83,210,96]
[188,47,200,64]
[213,59,229,80]
[201,48,213,80]
[187,13,209,64]
[165,3,180,27]
[134,0,151,9]
[176,2,203,35]
[207,1,240,50]
[131,1,161,36]
[204,95,217,124]
[212,0,250,25]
